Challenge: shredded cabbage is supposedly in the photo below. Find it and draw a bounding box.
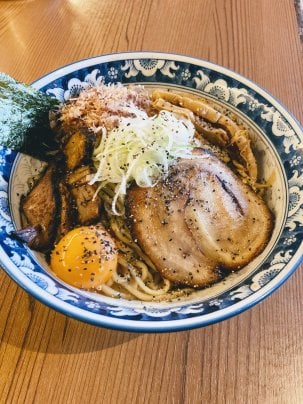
[90,111,195,215]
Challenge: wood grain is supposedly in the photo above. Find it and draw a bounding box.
[0,0,302,403]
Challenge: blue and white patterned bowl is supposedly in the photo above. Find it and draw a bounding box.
[1,52,302,332]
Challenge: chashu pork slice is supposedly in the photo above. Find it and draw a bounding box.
[19,165,59,250]
[182,153,273,269]
[126,185,220,287]
[126,149,273,287]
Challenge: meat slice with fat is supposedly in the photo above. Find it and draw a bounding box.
[127,185,220,287]
[183,155,273,268]
[20,165,59,250]
[126,150,273,287]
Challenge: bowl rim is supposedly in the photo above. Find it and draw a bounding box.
[31,50,303,133]
[1,51,303,332]
[1,245,302,332]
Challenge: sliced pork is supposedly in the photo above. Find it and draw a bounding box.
[126,149,273,287]
[67,165,101,225]
[127,186,221,287]
[20,165,59,250]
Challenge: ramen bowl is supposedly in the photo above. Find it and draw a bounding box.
[1,52,302,332]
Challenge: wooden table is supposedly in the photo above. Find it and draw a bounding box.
[0,1,302,403]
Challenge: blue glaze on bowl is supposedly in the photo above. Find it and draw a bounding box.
[0,52,302,332]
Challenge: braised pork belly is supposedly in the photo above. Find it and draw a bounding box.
[126,149,273,287]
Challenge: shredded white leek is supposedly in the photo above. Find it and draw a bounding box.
[90,111,195,215]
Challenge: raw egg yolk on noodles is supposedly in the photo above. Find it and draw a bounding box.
[50,225,118,289]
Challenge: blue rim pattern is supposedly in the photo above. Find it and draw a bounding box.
[0,52,302,332]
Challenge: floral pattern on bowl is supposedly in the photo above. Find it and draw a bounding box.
[1,52,302,332]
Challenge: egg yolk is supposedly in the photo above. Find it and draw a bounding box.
[50,225,118,289]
